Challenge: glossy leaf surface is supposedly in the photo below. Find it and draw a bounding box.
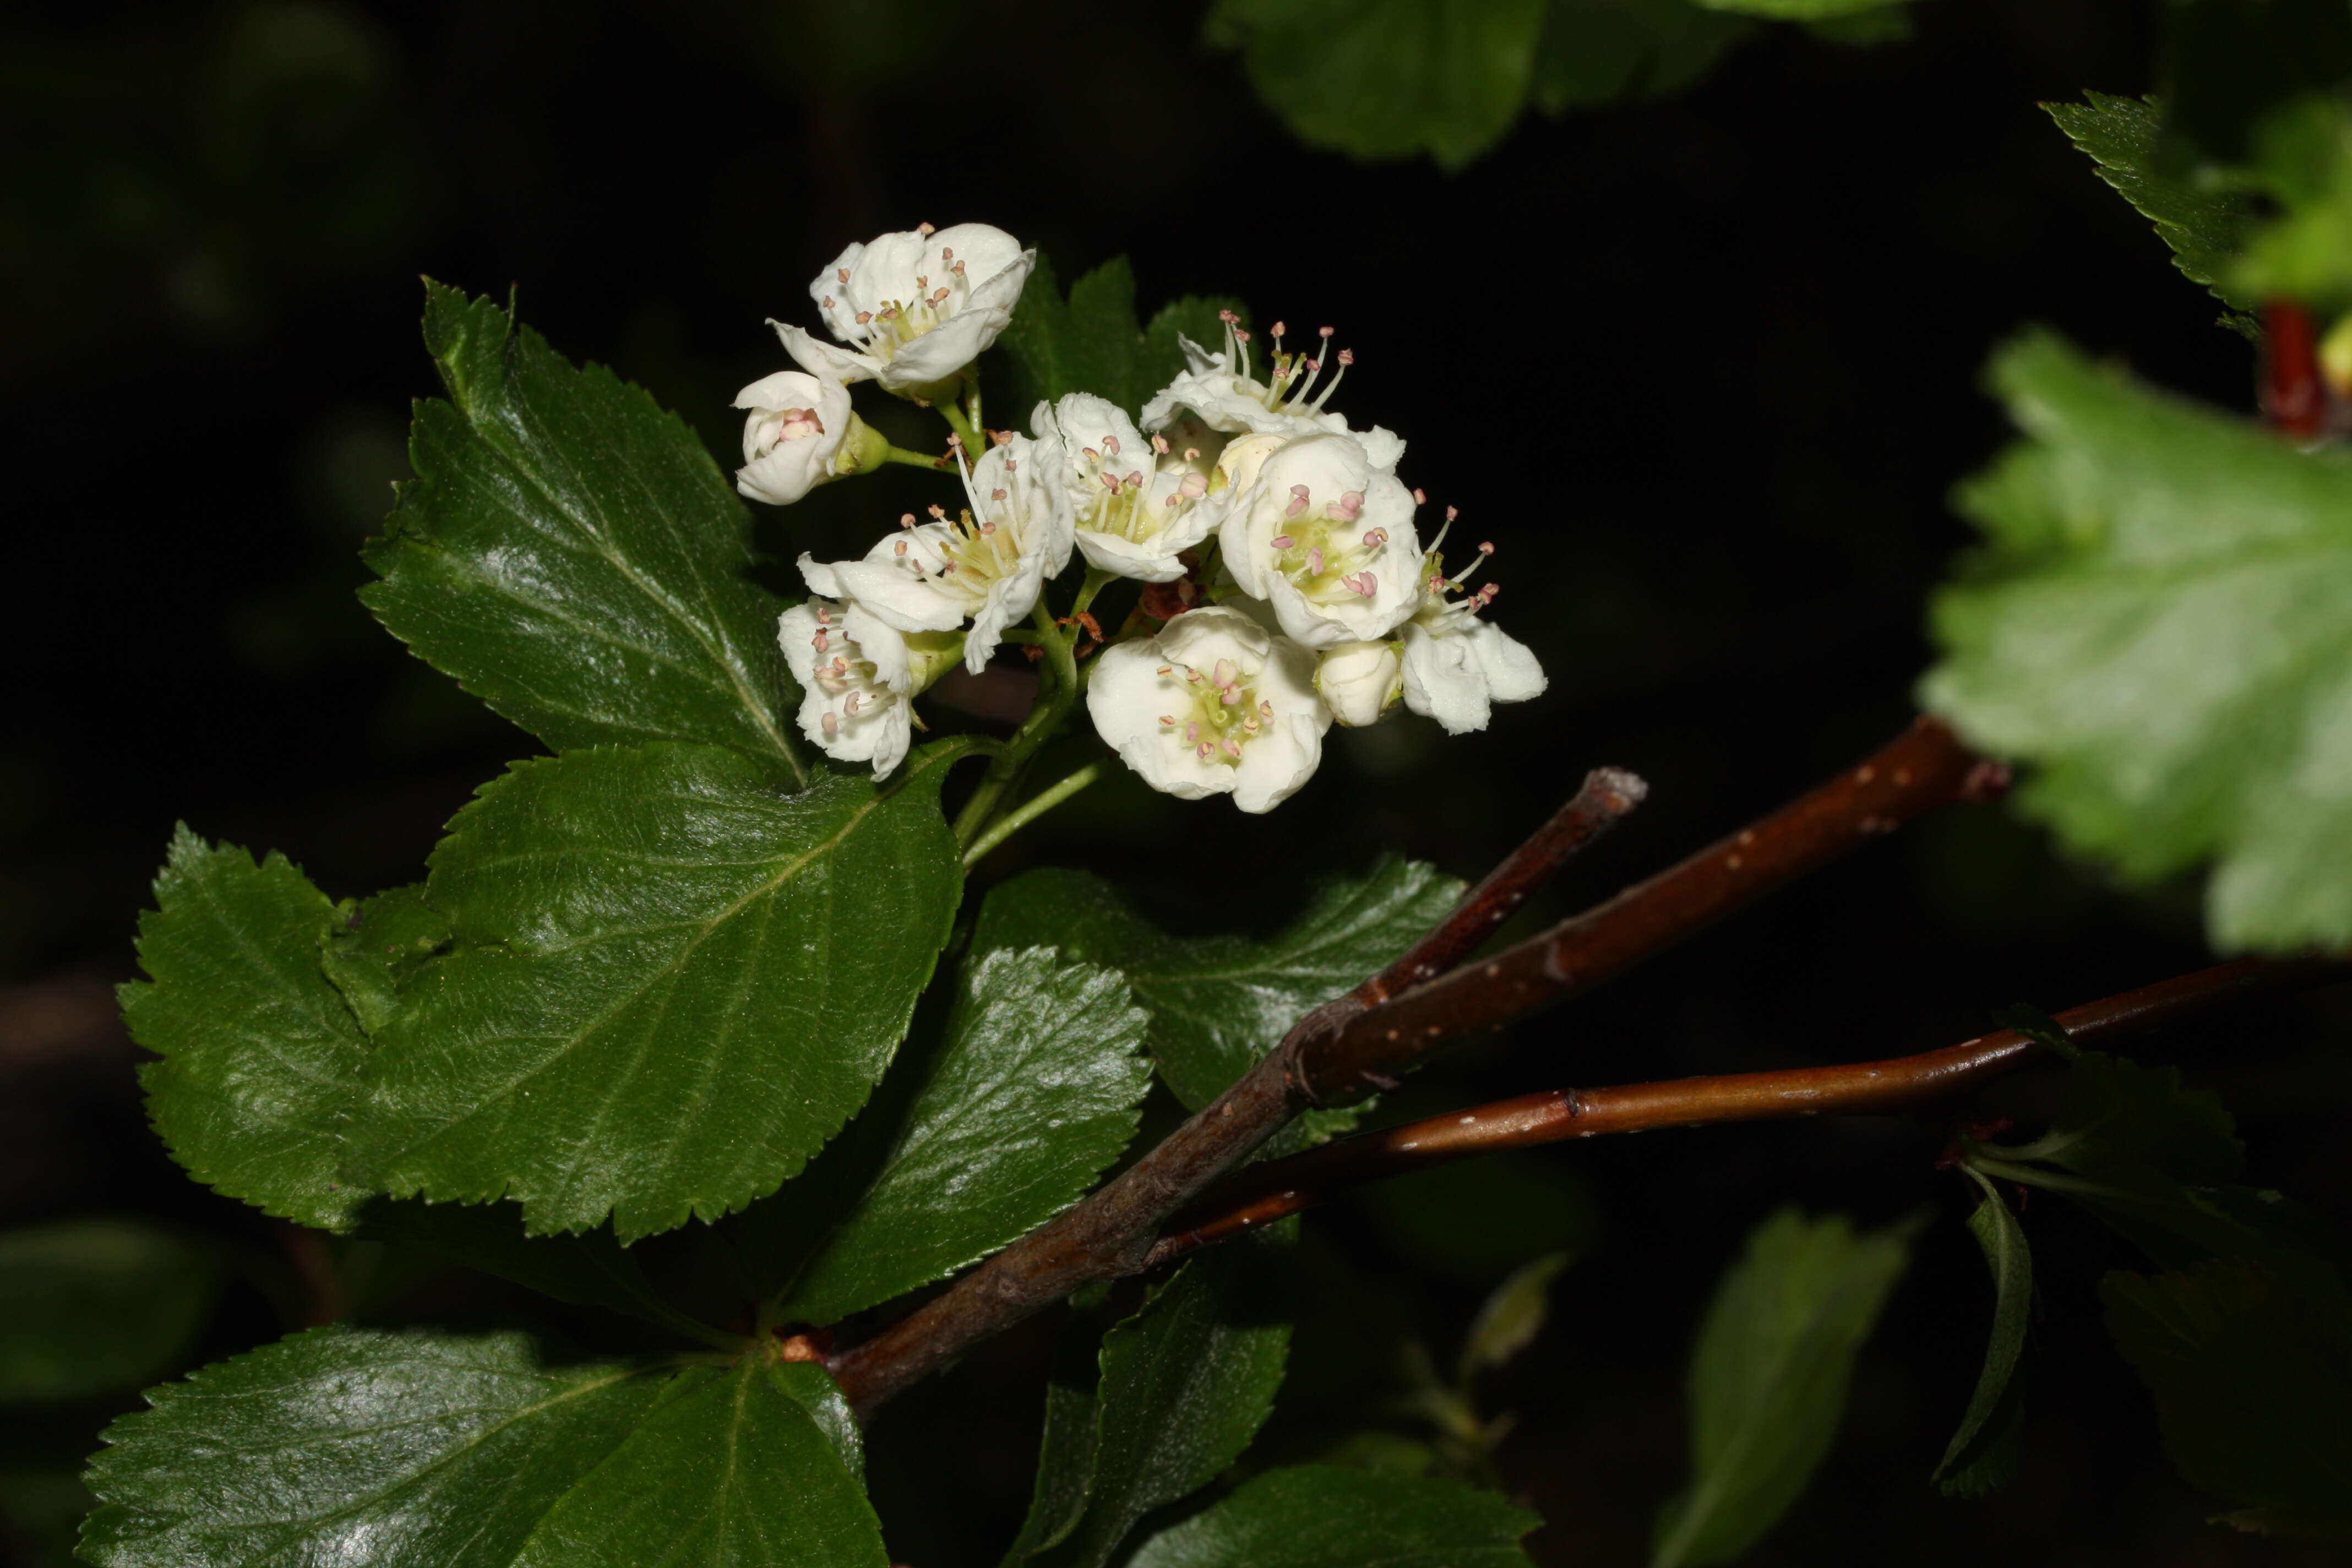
[1124,1465,1538,1567]
[348,743,963,1240]
[364,284,801,777]
[766,946,1152,1326]
[80,1327,886,1568]
[121,830,373,1232]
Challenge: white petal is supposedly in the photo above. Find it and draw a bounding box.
[1401,622,1494,735]
[878,309,997,389]
[772,321,878,384]
[796,553,846,600]
[1075,527,1189,582]
[1469,620,1547,704]
[830,556,967,633]
[842,602,914,693]
[1316,640,1403,727]
[1156,603,1273,672]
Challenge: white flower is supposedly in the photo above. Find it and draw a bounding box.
[1219,431,1424,651]
[1141,314,1404,472]
[1087,606,1330,813]
[1034,394,1228,582]
[734,370,865,506]
[804,434,1072,674]
[778,598,931,779]
[1399,538,1547,734]
[1315,640,1403,728]
[773,222,1034,392]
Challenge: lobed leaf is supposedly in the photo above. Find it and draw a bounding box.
[972,856,1463,1136]
[1123,1464,1539,1567]
[764,946,1154,1327]
[345,742,965,1242]
[1921,330,2352,952]
[1651,1209,1914,1568]
[1013,1255,1292,1568]
[1205,0,1553,171]
[1933,1174,2032,1496]
[2044,92,2258,308]
[2104,1259,2352,1539]
[1531,0,1756,115]
[364,282,801,778]
[0,1218,221,1407]
[80,1326,886,1568]
[121,829,373,1232]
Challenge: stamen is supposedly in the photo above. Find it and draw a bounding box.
[1270,535,1294,550]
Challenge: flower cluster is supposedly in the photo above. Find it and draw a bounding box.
[740,224,1544,805]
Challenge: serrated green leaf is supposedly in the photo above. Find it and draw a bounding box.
[1921,330,2352,952]
[1651,1209,1914,1568]
[2104,1259,2352,1539]
[364,282,801,778]
[1021,1255,1292,1568]
[1456,1251,1571,1385]
[346,742,964,1242]
[765,947,1152,1326]
[121,829,373,1232]
[2045,93,2260,307]
[1995,1018,2244,1185]
[1532,0,1755,113]
[80,1326,886,1568]
[0,1219,220,1407]
[1124,1464,1539,1567]
[1000,255,1244,420]
[1004,1373,1102,1562]
[320,883,451,1036]
[1205,0,1551,171]
[1935,1173,2032,1496]
[972,857,1462,1138]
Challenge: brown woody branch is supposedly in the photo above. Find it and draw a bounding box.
[829,720,1991,1414]
[1150,956,2351,1262]
[1283,716,2000,1106]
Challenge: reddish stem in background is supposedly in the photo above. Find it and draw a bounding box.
[1151,956,2350,1262]
[2263,299,2326,439]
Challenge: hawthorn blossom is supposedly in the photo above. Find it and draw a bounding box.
[1087,605,1330,813]
[734,370,865,506]
[805,435,1072,673]
[1141,314,1404,473]
[774,222,1034,393]
[1315,640,1403,728]
[1219,431,1424,651]
[776,597,961,779]
[1034,394,1227,582]
[1399,538,1547,734]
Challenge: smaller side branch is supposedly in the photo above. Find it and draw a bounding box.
[1357,767,1649,1009]
[1152,956,2349,1264]
[1285,717,2001,1107]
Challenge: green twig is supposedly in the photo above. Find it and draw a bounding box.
[952,602,1080,848]
[962,763,1106,868]
[883,444,945,470]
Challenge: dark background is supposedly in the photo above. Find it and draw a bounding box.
[6,1,2349,1564]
